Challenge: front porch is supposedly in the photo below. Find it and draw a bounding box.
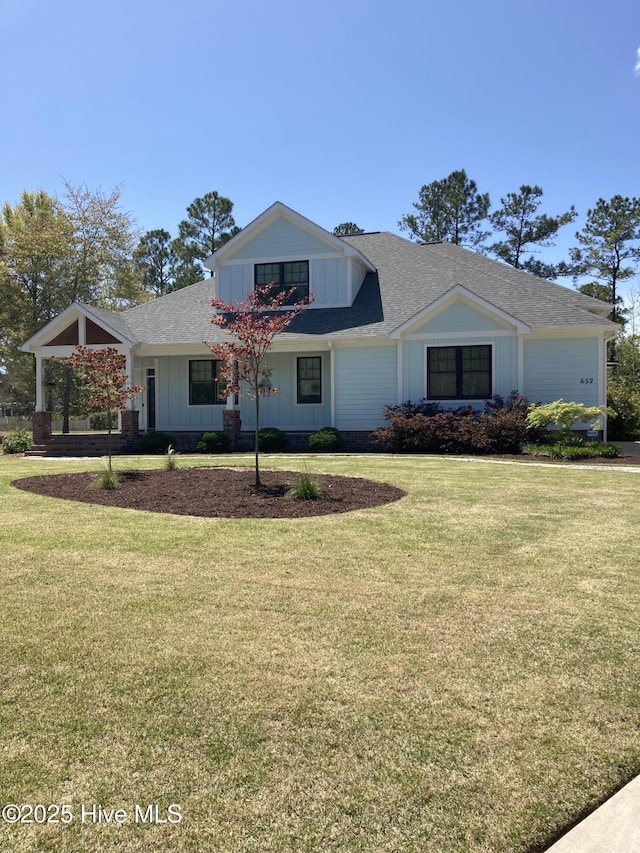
[29,410,140,457]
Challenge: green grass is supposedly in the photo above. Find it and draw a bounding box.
[1,452,640,852]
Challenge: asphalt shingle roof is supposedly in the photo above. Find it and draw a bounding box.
[108,232,614,346]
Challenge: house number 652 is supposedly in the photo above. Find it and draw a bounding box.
[580,378,594,384]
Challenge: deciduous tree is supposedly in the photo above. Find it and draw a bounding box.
[399,170,490,248]
[206,286,310,488]
[55,346,143,472]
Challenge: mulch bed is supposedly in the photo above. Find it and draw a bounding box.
[12,467,406,519]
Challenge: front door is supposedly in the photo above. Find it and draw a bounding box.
[146,368,156,431]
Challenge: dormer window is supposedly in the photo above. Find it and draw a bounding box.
[255,260,309,303]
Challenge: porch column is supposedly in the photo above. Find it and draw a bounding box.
[35,354,45,412]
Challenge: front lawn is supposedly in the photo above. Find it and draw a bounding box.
[1,453,639,852]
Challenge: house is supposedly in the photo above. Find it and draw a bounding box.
[22,201,617,452]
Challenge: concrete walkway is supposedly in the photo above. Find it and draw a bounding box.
[545,775,640,851]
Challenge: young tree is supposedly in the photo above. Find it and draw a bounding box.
[206,286,310,488]
[55,346,143,472]
[399,169,490,248]
[570,195,640,324]
[174,191,239,279]
[333,222,365,236]
[488,184,577,278]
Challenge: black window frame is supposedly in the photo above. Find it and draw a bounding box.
[254,260,309,304]
[427,345,492,400]
[296,356,322,405]
[188,359,226,406]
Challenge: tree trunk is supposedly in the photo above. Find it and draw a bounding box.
[254,395,260,488]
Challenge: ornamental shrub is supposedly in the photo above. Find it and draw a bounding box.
[196,431,231,453]
[307,427,344,452]
[2,429,33,454]
[373,392,537,454]
[257,427,289,452]
[138,431,176,454]
[526,400,603,438]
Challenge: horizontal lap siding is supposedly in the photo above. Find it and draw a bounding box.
[334,346,397,430]
[523,338,600,406]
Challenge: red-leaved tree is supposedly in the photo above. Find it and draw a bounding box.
[53,346,143,471]
[207,285,311,488]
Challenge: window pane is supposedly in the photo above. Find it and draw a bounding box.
[428,347,457,397]
[461,346,491,397]
[190,360,225,405]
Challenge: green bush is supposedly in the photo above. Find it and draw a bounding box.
[257,427,289,452]
[523,441,620,460]
[307,427,344,452]
[196,431,231,453]
[607,384,640,440]
[2,429,33,454]
[138,431,176,454]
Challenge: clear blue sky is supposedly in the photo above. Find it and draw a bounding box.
[1,0,639,275]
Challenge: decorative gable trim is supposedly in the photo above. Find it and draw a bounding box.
[21,302,135,353]
[389,285,531,339]
[204,201,375,272]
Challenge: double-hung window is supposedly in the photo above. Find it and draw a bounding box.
[427,345,492,399]
[255,260,309,303]
[297,356,322,404]
[189,360,226,405]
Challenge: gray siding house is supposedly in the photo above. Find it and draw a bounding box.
[23,202,617,448]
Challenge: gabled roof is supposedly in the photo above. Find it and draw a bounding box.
[204,201,375,271]
[21,301,137,351]
[22,217,618,352]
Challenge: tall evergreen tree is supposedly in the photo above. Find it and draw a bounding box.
[174,191,239,279]
[333,222,365,236]
[399,170,490,248]
[488,184,576,279]
[134,229,177,296]
[570,195,640,323]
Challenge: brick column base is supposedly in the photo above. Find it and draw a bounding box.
[223,410,242,450]
[120,409,140,451]
[32,411,52,444]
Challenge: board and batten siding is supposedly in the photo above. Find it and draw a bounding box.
[226,217,334,262]
[401,335,518,404]
[216,217,352,306]
[155,356,225,432]
[412,299,515,335]
[523,337,601,406]
[333,345,397,430]
[154,353,331,433]
[239,352,331,430]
